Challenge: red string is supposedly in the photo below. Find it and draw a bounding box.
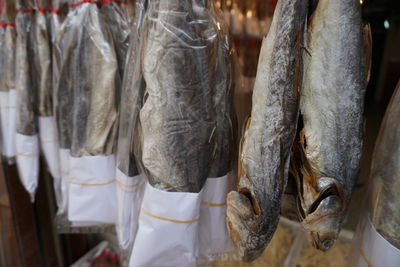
[115,0,127,5]
[0,21,7,28]
[49,8,60,14]
[68,0,97,8]
[8,23,15,27]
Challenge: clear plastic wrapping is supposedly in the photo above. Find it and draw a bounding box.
[117,0,236,264]
[136,0,233,193]
[15,0,40,201]
[369,81,400,248]
[100,0,130,78]
[54,0,119,230]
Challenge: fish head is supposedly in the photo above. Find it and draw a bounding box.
[226,190,276,262]
[302,177,346,251]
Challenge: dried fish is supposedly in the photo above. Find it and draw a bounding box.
[58,0,119,157]
[369,81,400,248]
[226,0,307,261]
[289,0,369,251]
[138,0,220,192]
[32,0,52,117]
[15,0,36,136]
[101,0,130,78]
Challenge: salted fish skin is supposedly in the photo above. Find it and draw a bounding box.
[69,3,119,157]
[15,0,37,136]
[370,81,400,248]
[139,0,217,192]
[226,0,307,261]
[296,0,367,250]
[33,0,53,117]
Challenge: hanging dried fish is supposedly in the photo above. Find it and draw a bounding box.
[16,0,36,136]
[138,0,219,192]
[226,0,307,261]
[289,0,370,251]
[369,81,400,248]
[101,0,130,78]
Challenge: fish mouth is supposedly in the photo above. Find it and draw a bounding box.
[302,177,345,251]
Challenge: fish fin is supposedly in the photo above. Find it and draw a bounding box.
[363,24,372,86]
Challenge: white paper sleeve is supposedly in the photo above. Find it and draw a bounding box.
[16,133,39,201]
[39,116,60,179]
[7,89,16,158]
[68,154,117,224]
[245,16,261,39]
[116,169,145,251]
[357,218,400,267]
[0,91,16,158]
[199,173,234,258]
[130,183,203,267]
[58,149,71,216]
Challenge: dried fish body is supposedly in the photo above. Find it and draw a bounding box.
[68,0,119,157]
[32,0,52,117]
[226,0,307,261]
[369,81,400,248]
[291,0,369,251]
[16,0,36,136]
[138,0,219,192]
[100,0,130,78]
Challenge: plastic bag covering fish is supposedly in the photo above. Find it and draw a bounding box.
[0,0,17,161]
[369,81,400,248]
[66,1,120,157]
[133,0,232,193]
[289,0,369,251]
[15,0,40,201]
[115,0,146,252]
[100,0,130,79]
[226,0,307,262]
[59,0,118,228]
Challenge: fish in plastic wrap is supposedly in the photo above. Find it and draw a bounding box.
[115,0,147,252]
[15,0,39,201]
[138,0,221,193]
[226,0,307,261]
[369,81,400,249]
[289,0,370,251]
[100,0,130,78]
[128,1,235,265]
[61,0,119,226]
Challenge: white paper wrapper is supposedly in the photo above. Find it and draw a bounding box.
[68,154,117,224]
[356,218,400,267]
[130,182,202,267]
[199,173,234,258]
[0,91,11,156]
[7,89,16,158]
[16,132,39,201]
[39,116,61,207]
[116,169,145,251]
[58,148,70,217]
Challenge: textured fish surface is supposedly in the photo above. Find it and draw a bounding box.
[226,0,307,261]
[139,0,219,192]
[67,0,119,157]
[15,0,37,135]
[101,0,130,79]
[290,0,369,251]
[369,81,400,248]
[33,0,52,117]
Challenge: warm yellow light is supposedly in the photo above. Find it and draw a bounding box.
[360,0,363,4]
[246,10,253,18]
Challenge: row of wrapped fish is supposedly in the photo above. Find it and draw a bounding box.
[0,0,380,266]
